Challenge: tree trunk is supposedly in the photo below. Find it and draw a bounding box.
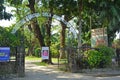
[27,0,45,47]
[31,21,45,46]
[42,8,53,64]
[27,44,34,56]
[78,19,82,50]
[60,16,67,59]
[77,0,83,55]
[28,0,53,64]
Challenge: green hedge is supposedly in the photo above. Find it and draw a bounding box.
[83,45,115,68]
[84,50,102,68]
[96,45,115,68]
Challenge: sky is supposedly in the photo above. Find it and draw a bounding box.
[0,6,16,27]
[115,32,120,39]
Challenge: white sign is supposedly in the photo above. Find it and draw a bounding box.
[41,47,49,60]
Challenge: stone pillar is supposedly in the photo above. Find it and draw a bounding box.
[16,46,25,77]
[16,27,25,77]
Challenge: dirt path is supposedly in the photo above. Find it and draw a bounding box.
[10,60,120,80]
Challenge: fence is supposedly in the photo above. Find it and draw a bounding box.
[58,47,79,72]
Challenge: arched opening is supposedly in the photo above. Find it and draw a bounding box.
[11,12,78,76]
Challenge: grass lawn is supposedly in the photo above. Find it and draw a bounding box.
[25,56,58,62]
[25,56,68,71]
[25,56,42,61]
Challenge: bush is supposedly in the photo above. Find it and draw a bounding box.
[84,50,102,68]
[96,45,115,67]
[34,48,41,57]
[51,43,59,58]
[83,45,115,68]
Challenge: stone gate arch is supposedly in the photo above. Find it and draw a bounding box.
[11,12,77,35]
[11,12,78,76]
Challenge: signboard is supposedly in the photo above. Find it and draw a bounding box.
[0,47,10,62]
[41,47,49,60]
[91,28,108,47]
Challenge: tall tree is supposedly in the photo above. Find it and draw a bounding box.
[0,27,19,47]
[27,0,45,47]
[40,0,54,63]
[90,0,120,45]
[51,0,78,58]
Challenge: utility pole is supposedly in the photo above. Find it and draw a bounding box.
[77,0,83,56]
[78,19,82,53]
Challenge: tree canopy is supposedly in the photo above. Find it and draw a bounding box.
[0,0,120,62]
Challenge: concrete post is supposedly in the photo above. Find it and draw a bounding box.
[16,46,25,77]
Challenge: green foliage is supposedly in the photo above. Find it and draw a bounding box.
[5,0,120,64]
[25,56,58,63]
[7,0,23,5]
[96,45,115,67]
[84,50,102,68]
[0,27,20,47]
[0,27,22,56]
[51,27,60,58]
[34,47,41,57]
[113,39,120,48]
[25,56,41,61]
[34,62,48,66]
[83,45,115,68]
[51,43,59,58]
[96,0,120,45]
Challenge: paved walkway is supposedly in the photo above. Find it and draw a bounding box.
[10,61,120,80]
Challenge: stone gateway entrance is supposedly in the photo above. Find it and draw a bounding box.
[0,12,76,79]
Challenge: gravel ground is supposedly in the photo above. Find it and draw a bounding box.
[8,60,120,80]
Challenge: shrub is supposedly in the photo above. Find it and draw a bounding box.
[82,45,115,68]
[34,48,41,57]
[96,45,115,67]
[84,50,102,68]
[51,43,59,58]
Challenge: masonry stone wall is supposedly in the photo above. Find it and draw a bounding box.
[0,61,16,75]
